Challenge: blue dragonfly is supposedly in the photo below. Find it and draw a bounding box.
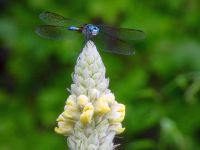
[36,11,145,55]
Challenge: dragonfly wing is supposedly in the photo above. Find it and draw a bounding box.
[97,25,146,41]
[36,25,80,40]
[93,32,135,55]
[39,11,83,26]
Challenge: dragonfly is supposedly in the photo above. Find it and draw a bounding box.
[36,11,145,55]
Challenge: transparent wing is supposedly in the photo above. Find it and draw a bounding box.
[39,11,82,26]
[93,31,135,55]
[35,25,80,40]
[97,25,146,41]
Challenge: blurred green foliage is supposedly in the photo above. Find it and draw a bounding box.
[0,0,200,149]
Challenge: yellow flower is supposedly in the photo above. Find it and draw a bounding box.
[55,115,74,136]
[94,98,110,115]
[62,96,80,120]
[108,103,125,123]
[62,109,79,120]
[80,103,94,125]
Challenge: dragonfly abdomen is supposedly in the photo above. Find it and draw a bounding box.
[68,26,80,31]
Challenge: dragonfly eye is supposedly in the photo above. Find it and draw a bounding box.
[95,27,99,31]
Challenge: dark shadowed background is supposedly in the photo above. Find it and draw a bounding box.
[0,0,200,149]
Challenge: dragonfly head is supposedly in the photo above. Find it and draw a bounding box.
[86,24,99,36]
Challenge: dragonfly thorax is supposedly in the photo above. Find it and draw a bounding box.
[82,24,99,39]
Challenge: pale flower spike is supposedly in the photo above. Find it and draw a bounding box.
[55,41,126,150]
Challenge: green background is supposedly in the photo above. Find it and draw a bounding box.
[0,0,200,149]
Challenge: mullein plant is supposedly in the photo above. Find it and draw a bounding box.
[55,41,125,150]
